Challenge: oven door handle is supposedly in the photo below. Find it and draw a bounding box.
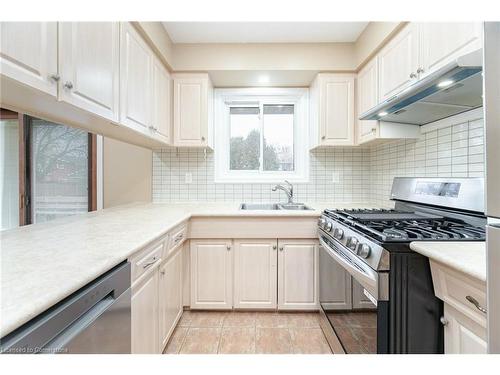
[319,236,380,300]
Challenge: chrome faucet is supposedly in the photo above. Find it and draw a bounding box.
[272,180,294,204]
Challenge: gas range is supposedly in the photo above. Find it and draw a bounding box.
[317,177,486,354]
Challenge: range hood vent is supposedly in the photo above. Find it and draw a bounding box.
[359,50,483,126]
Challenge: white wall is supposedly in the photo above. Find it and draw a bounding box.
[103,137,152,208]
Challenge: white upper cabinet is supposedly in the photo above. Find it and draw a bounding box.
[420,22,482,76]
[59,22,119,121]
[310,73,355,147]
[190,239,233,309]
[356,57,379,144]
[233,239,278,309]
[0,22,58,96]
[120,22,153,135]
[378,23,420,101]
[173,73,214,148]
[278,239,319,310]
[152,56,171,143]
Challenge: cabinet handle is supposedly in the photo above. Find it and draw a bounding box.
[142,257,159,269]
[321,136,326,140]
[409,72,417,79]
[465,295,487,314]
[440,316,448,326]
[49,74,60,82]
[63,81,74,90]
[272,245,277,250]
[279,247,284,252]
[417,67,425,74]
[160,270,165,276]
[174,234,183,243]
[201,136,206,142]
[227,245,231,251]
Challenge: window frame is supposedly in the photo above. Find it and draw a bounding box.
[214,88,309,183]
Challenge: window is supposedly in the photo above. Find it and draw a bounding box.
[215,88,309,183]
[0,109,98,229]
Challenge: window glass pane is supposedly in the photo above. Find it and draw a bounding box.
[263,104,294,171]
[0,119,19,230]
[229,107,260,170]
[31,119,89,223]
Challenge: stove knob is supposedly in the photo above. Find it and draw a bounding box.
[357,243,371,259]
[347,237,358,250]
[318,218,326,228]
[325,222,333,232]
[334,228,344,239]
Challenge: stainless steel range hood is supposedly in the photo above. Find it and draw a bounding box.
[359,50,483,126]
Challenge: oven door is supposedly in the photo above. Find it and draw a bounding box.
[319,233,386,354]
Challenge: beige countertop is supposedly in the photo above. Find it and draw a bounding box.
[409,241,486,282]
[0,201,374,338]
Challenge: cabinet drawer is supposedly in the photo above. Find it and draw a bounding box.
[131,242,164,283]
[166,223,188,256]
[430,260,487,328]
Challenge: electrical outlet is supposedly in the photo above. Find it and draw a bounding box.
[185,172,192,184]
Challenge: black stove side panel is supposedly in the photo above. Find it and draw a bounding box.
[389,250,444,354]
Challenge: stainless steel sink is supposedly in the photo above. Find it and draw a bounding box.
[277,203,313,210]
[239,203,280,210]
[239,203,313,211]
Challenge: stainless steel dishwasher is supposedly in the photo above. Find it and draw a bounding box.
[0,262,131,354]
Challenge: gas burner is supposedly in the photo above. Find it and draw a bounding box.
[323,208,486,243]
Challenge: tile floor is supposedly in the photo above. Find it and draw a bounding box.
[163,310,332,354]
[327,312,377,354]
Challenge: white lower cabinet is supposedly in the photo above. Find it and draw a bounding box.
[233,239,277,309]
[158,248,183,351]
[131,268,159,354]
[190,239,233,309]
[278,239,319,310]
[319,244,352,310]
[444,305,487,354]
[352,279,376,309]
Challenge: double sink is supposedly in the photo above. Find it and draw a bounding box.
[239,203,313,211]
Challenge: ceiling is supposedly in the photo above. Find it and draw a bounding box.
[162,22,368,44]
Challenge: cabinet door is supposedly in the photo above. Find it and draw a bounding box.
[152,56,171,143]
[357,57,379,144]
[190,239,233,309]
[421,22,482,76]
[131,270,159,354]
[319,244,352,310]
[278,239,319,310]
[234,239,278,309]
[159,249,183,351]
[352,279,376,310]
[173,75,208,147]
[120,22,152,134]
[59,22,119,121]
[319,74,355,146]
[0,22,58,96]
[444,305,487,354]
[378,23,419,101]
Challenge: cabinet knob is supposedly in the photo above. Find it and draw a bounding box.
[409,72,417,79]
[227,245,231,251]
[201,136,206,141]
[279,247,284,252]
[417,67,425,74]
[160,270,165,276]
[321,136,326,140]
[272,245,277,250]
[440,316,448,326]
[63,81,74,90]
[49,74,60,82]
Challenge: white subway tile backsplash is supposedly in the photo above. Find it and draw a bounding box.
[153,116,484,207]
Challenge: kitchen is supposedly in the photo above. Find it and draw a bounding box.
[0,0,499,371]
